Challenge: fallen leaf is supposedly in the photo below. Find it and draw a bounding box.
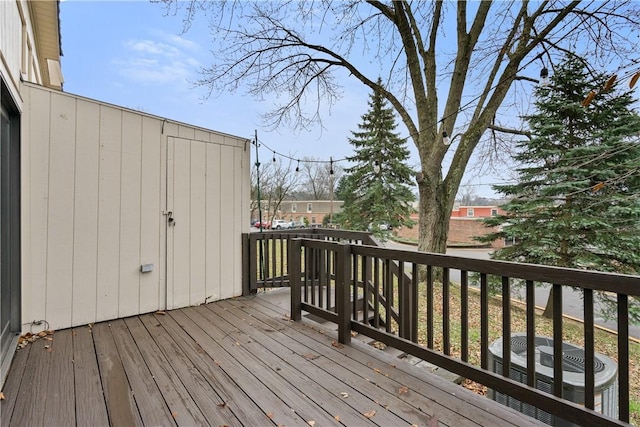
[44,345,50,350]
[350,331,358,337]
[44,337,53,341]
[373,368,381,374]
[398,386,409,395]
[0,392,5,400]
[171,412,178,419]
[331,340,343,348]
[363,410,376,419]
[217,402,227,408]
[308,421,316,426]
[267,412,274,419]
[302,353,319,360]
[340,392,349,398]
[334,415,340,422]
[155,311,166,315]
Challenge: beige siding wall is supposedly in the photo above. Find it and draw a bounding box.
[21,84,250,331]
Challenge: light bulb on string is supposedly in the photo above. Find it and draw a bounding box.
[272,151,276,163]
[540,67,550,87]
[295,159,300,173]
[373,160,381,174]
[329,157,334,175]
[442,131,451,146]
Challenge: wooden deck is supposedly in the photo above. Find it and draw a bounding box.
[1,290,543,426]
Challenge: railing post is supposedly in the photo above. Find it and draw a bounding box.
[336,242,352,344]
[289,238,303,322]
[242,233,250,296]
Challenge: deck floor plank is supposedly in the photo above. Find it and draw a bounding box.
[44,329,75,426]
[0,340,31,426]
[168,309,312,426]
[123,316,211,426]
[243,294,543,427]
[194,303,389,426]
[204,301,426,426]
[107,319,175,427]
[138,314,245,427]
[9,334,51,426]
[93,322,144,427]
[73,326,109,427]
[1,291,545,427]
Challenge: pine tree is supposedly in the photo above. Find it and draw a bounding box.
[480,56,640,321]
[336,78,416,236]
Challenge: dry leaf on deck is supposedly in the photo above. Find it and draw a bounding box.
[363,410,376,419]
[155,311,166,315]
[331,340,343,349]
[302,353,319,360]
[334,415,340,422]
[340,392,349,398]
[267,412,274,419]
[0,392,5,400]
[171,412,178,419]
[217,402,227,408]
[308,421,316,426]
[398,386,409,395]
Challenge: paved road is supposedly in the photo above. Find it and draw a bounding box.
[382,241,640,340]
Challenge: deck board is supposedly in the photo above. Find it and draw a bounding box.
[1,290,544,426]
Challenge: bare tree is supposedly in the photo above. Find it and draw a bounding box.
[162,0,640,252]
[251,158,301,220]
[296,157,344,200]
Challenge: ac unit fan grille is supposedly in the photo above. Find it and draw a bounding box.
[510,336,606,373]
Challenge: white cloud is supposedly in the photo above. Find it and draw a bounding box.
[115,30,202,86]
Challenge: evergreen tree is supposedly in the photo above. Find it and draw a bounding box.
[480,56,640,321]
[336,78,415,236]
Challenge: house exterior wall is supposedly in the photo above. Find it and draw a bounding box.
[21,83,250,331]
[263,200,343,225]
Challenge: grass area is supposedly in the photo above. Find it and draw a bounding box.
[412,280,639,425]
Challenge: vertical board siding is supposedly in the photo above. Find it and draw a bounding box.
[96,105,122,322]
[72,99,100,326]
[23,85,249,331]
[139,117,162,313]
[45,93,77,329]
[118,112,143,318]
[205,143,222,302]
[219,145,236,300]
[24,85,50,326]
[189,142,207,305]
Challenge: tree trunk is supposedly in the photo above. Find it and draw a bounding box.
[417,176,451,254]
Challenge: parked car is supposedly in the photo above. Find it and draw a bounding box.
[271,219,291,229]
[254,219,270,229]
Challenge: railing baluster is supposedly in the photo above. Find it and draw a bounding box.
[427,265,434,349]
[399,261,406,338]
[502,276,511,378]
[318,249,326,309]
[263,236,271,285]
[336,242,352,344]
[443,267,450,355]
[583,288,595,410]
[385,258,392,333]
[279,235,284,287]
[330,249,336,313]
[289,239,302,321]
[480,273,488,370]
[618,294,630,423]
[411,263,418,343]
[352,254,358,321]
[373,257,380,329]
[526,280,536,388]
[461,270,468,362]
[553,283,563,398]
[363,256,371,327]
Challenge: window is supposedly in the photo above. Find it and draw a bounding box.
[467,208,474,217]
[307,203,312,213]
[491,208,498,217]
[291,203,297,213]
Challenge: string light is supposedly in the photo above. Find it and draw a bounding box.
[272,151,276,162]
[329,157,334,175]
[295,159,300,172]
[442,131,451,146]
[373,160,380,174]
[540,67,550,87]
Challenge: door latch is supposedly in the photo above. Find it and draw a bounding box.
[166,210,176,227]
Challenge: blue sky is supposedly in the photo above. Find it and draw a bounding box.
[59,1,385,165]
[59,0,509,197]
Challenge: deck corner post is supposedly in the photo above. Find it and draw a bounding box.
[242,233,251,296]
[289,238,303,321]
[337,242,352,344]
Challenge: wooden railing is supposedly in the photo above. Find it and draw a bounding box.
[243,229,638,426]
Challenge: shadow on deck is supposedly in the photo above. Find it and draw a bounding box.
[1,289,543,426]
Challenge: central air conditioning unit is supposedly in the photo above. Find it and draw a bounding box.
[488,333,618,426]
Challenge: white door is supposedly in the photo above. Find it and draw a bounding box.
[165,137,243,310]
